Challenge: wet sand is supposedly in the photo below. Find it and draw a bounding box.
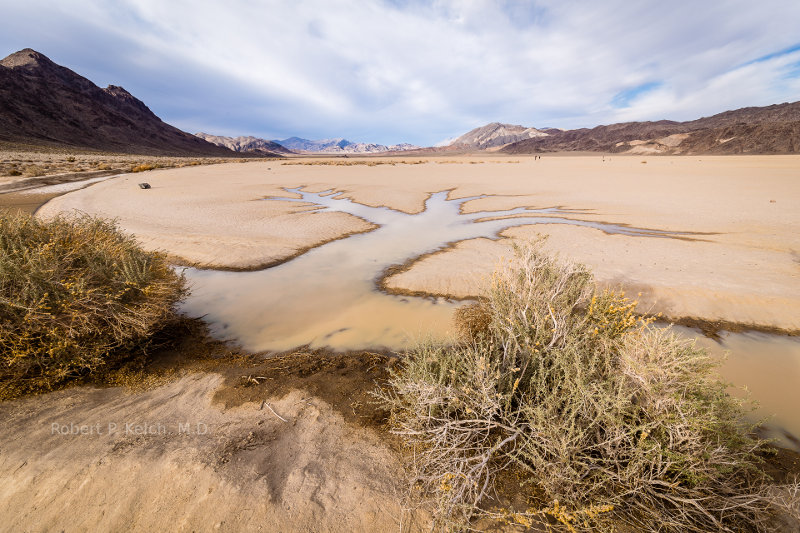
[0,190,62,215]
[178,187,698,353]
[2,336,792,532]
[37,155,800,331]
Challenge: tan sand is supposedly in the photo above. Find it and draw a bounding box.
[38,165,378,269]
[385,224,800,330]
[38,155,800,329]
[0,373,426,532]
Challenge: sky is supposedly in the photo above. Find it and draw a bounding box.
[2,0,800,146]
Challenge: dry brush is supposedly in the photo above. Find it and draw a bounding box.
[0,212,188,397]
[377,240,800,531]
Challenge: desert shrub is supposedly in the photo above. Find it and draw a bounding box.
[131,163,155,173]
[0,212,188,397]
[378,240,799,531]
[22,164,46,177]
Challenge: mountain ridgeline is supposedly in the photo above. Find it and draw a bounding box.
[272,137,419,154]
[449,122,549,149]
[0,49,235,156]
[496,103,800,155]
[1,48,798,157]
[194,133,294,155]
[194,134,419,154]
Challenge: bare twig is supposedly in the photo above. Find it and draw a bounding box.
[264,402,287,422]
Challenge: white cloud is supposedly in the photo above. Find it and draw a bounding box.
[610,48,800,124]
[2,0,800,144]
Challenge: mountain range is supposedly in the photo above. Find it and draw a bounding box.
[2,48,798,157]
[194,133,294,155]
[0,49,234,156]
[497,103,800,155]
[194,133,418,155]
[272,137,418,154]
[449,122,549,149]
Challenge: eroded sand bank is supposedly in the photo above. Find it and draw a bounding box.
[0,373,424,532]
[38,155,800,330]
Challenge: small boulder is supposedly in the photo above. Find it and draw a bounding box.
[138,183,151,189]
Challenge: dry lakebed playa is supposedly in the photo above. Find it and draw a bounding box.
[2,154,800,531]
[36,155,800,331]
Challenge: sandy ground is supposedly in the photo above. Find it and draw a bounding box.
[0,369,427,533]
[6,154,800,532]
[1,339,797,533]
[38,165,377,269]
[37,154,800,330]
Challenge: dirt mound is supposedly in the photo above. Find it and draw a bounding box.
[0,366,427,532]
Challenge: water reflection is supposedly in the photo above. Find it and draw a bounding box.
[179,188,799,448]
[180,187,691,352]
[673,326,800,452]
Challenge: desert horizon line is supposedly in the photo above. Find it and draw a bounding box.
[3,46,799,157]
[3,34,800,146]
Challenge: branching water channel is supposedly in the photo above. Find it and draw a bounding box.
[176,186,800,449]
[179,187,693,352]
[4,175,795,450]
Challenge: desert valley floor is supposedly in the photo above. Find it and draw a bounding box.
[33,155,800,331]
[2,154,800,531]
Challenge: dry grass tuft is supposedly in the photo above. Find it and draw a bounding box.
[453,302,491,341]
[0,150,270,179]
[131,163,156,173]
[0,212,188,398]
[377,239,800,531]
[22,164,46,177]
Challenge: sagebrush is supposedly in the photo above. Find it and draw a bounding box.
[0,212,188,397]
[378,239,799,531]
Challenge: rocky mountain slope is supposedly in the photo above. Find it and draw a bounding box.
[0,49,234,156]
[501,102,800,155]
[449,122,549,149]
[275,136,418,154]
[194,132,293,155]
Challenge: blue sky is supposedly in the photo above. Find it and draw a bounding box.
[2,0,800,146]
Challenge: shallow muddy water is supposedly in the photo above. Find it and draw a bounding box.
[180,187,690,353]
[673,327,800,452]
[178,186,800,448]
[0,174,122,215]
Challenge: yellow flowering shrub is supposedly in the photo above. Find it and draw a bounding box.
[0,212,187,397]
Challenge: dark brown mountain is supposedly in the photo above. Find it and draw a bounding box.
[501,101,800,155]
[0,48,237,156]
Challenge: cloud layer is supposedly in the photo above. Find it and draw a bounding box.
[2,0,799,145]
